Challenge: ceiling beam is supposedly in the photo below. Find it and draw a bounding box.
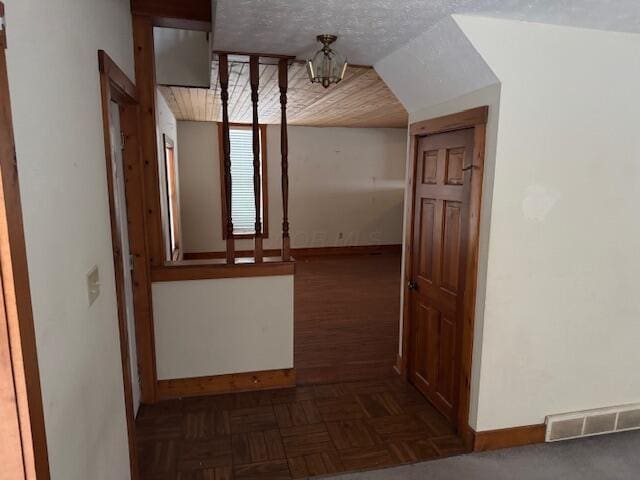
[131,0,211,31]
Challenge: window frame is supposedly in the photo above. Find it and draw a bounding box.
[217,122,269,240]
[163,134,181,260]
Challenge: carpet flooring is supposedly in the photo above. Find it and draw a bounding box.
[325,429,640,480]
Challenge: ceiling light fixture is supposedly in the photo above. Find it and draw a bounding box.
[306,34,348,88]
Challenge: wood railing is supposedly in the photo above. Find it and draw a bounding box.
[217,52,293,264]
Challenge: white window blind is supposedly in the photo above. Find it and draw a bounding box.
[229,127,263,235]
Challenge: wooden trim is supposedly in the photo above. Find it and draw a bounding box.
[100,49,158,406]
[218,54,236,263]
[157,368,296,399]
[218,123,269,240]
[131,0,211,29]
[213,50,297,61]
[458,122,487,448]
[409,106,488,137]
[279,58,290,260]
[402,108,488,446]
[183,244,403,260]
[98,52,137,102]
[0,3,51,474]
[292,245,401,257]
[249,56,263,262]
[472,424,546,452]
[151,259,295,282]
[97,50,141,479]
[399,135,418,380]
[132,15,165,267]
[161,134,182,261]
[150,16,210,32]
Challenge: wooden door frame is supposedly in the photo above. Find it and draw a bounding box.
[400,106,488,448]
[0,3,51,477]
[98,49,157,480]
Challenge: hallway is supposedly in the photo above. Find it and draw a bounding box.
[136,377,464,479]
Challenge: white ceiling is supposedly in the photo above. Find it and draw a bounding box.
[212,0,640,65]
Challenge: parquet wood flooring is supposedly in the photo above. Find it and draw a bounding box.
[137,378,465,479]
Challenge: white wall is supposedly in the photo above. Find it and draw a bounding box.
[5,0,134,478]
[376,17,501,431]
[152,276,294,379]
[177,122,407,253]
[375,16,498,113]
[379,12,640,433]
[156,88,180,259]
[454,16,640,431]
[154,27,210,87]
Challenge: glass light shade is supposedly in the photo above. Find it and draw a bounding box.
[306,35,348,88]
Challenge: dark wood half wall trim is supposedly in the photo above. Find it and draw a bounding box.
[183,244,402,261]
[157,368,296,400]
[471,424,546,452]
[151,259,295,282]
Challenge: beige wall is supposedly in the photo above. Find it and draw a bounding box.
[5,0,134,478]
[154,27,210,88]
[152,276,294,380]
[177,121,407,253]
[456,16,640,431]
[379,13,640,432]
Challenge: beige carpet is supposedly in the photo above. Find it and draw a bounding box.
[325,430,640,480]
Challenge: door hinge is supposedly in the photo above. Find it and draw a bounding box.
[128,254,135,271]
[120,131,126,150]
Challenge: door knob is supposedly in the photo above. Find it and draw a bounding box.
[407,281,418,291]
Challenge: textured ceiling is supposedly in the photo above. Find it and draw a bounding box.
[212,0,640,65]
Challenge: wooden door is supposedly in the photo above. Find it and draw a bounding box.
[408,128,474,424]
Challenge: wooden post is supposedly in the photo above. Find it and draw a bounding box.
[131,14,160,404]
[278,59,290,260]
[250,56,263,262]
[219,54,235,263]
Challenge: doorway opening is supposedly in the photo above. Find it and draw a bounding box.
[98,49,151,480]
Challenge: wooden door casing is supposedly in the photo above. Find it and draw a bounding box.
[409,128,474,424]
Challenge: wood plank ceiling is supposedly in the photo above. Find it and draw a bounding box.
[158,61,408,128]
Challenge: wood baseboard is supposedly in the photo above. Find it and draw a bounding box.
[293,244,402,257]
[157,368,296,400]
[472,424,546,452]
[183,244,402,261]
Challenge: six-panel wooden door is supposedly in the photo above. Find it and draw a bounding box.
[408,128,474,424]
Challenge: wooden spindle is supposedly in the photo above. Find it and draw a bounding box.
[278,59,290,261]
[219,54,235,264]
[250,56,263,262]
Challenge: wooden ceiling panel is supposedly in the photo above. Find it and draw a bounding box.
[158,61,408,128]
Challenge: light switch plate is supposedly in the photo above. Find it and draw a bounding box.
[87,265,100,306]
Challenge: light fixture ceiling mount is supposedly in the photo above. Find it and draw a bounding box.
[306,34,348,88]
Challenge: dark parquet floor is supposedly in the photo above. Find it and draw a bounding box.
[137,377,465,479]
[137,253,464,479]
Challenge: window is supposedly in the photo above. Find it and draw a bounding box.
[218,124,269,238]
